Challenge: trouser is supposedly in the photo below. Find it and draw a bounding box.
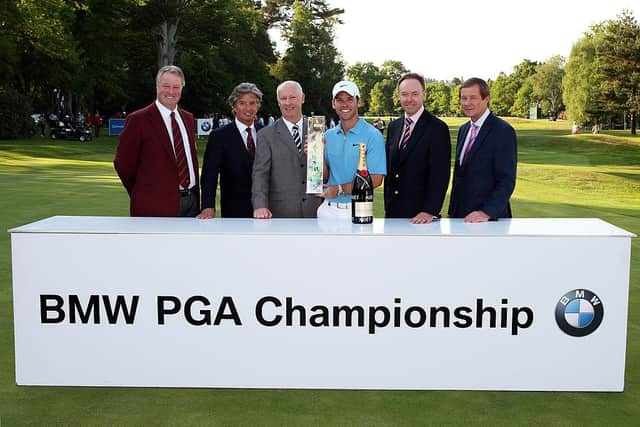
[179,190,199,217]
[317,199,350,219]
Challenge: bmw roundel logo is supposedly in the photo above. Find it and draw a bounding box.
[555,289,604,337]
[200,121,212,132]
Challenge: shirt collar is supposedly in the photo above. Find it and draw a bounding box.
[235,117,252,133]
[406,106,424,123]
[472,108,491,128]
[282,116,304,134]
[336,117,364,135]
[155,100,178,119]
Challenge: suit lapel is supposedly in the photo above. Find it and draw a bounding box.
[276,118,302,156]
[456,121,470,162]
[148,103,176,163]
[463,113,494,165]
[232,121,252,164]
[398,112,428,164]
[388,118,401,162]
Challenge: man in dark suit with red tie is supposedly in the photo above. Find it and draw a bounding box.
[114,65,200,217]
[197,83,263,218]
[448,77,517,222]
[385,73,451,224]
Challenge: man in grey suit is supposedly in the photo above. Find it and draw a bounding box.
[252,81,323,218]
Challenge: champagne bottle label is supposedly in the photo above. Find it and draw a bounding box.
[354,201,373,217]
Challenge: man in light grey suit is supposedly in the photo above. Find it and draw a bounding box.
[252,81,323,218]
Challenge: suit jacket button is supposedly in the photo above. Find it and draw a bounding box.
[395,174,399,179]
[394,190,399,195]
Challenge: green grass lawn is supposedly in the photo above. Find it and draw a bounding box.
[1,119,639,425]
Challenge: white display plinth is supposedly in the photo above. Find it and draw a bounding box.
[10,216,635,391]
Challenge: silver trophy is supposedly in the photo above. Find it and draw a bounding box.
[306,116,325,194]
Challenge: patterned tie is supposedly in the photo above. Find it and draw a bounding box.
[171,111,190,188]
[292,124,302,152]
[399,117,413,150]
[246,127,255,160]
[462,123,479,163]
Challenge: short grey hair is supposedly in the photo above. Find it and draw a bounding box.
[156,65,185,87]
[276,80,303,99]
[228,82,263,109]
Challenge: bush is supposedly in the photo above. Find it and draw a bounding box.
[0,86,34,139]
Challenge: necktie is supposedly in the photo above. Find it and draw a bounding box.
[171,111,190,188]
[399,117,413,150]
[292,124,302,152]
[246,127,255,160]
[463,123,479,163]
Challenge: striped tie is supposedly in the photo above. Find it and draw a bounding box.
[170,112,190,188]
[462,123,479,164]
[399,117,413,150]
[292,124,302,152]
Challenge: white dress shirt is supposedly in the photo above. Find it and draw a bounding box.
[459,108,491,165]
[155,100,196,189]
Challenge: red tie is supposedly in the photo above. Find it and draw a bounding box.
[171,112,190,189]
[246,127,255,160]
[399,117,413,150]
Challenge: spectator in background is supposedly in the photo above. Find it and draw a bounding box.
[571,122,579,135]
[591,123,600,134]
[37,114,46,137]
[93,111,103,138]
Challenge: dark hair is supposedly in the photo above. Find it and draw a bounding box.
[398,72,425,90]
[460,77,490,99]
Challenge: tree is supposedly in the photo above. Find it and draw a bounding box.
[488,72,513,116]
[263,0,343,28]
[273,0,344,116]
[449,84,462,116]
[593,10,640,134]
[176,0,277,116]
[529,55,565,117]
[369,79,397,115]
[380,60,408,83]
[508,59,538,117]
[563,35,605,125]
[512,82,534,118]
[346,62,382,113]
[425,82,451,116]
[5,0,80,113]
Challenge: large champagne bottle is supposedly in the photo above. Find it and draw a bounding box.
[351,143,374,224]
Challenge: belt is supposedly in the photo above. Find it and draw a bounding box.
[178,187,197,197]
[327,201,350,209]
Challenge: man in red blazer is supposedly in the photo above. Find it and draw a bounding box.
[114,65,200,217]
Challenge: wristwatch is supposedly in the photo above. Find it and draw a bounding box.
[337,184,345,197]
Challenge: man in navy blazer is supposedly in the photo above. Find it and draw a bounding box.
[448,78,517,222]
[385,73,451,223]
[114,65,200,217]
[198,83,263,218]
